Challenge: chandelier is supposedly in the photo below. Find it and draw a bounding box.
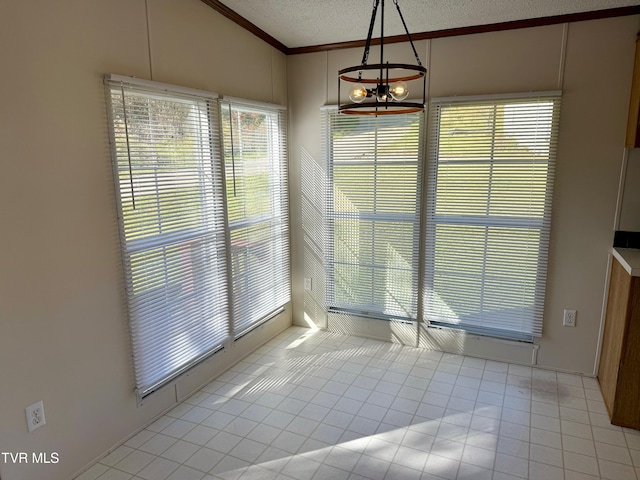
[338,0,426,115]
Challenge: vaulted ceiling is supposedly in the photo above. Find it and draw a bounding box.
[208,0,640,51]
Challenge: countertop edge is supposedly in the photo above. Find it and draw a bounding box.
[612,248,640,277]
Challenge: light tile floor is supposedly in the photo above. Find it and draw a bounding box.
[76,326,640,480]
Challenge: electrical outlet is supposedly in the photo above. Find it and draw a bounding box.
[563,309,577,327]
[25,400,46,432]
[304,277,312,291]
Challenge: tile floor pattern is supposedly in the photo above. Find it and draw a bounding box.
[76,327,640,480]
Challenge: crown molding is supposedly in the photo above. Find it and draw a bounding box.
[200,0,288,53]
[199,2,640,56]
[289,5,640,54]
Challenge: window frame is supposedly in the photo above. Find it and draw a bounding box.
[220,98,290,340]
[424,92,562,340]
[323,108,425,322]
[106,75,290,402]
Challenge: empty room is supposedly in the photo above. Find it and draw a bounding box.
[3,1,640,479]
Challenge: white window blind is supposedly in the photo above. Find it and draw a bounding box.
[221,100,290,338]
[324,110,423,320]
[425,93,561,339]
[106,77,229,399]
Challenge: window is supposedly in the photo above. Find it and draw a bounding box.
[221,100,290,338]
[324,110,423,320]
[425,93,561,339]
[107,77,228,399]
[106,76,290,400]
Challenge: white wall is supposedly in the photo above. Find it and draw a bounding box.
[0,1,288,479]
[287,16,639,375]
[1,3,638,478]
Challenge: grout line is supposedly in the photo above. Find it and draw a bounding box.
[557,386,566,477]
[86,327,637,480]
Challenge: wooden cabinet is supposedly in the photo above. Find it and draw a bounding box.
[598,256,640,429]
[627,34,640,148]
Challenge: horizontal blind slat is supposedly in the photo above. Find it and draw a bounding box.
[221,101,291,338]
[425,95,561,338]
[325,110,423,320]
[107,82,230,397]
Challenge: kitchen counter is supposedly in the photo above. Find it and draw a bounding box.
[600,247,640,428]
[612,248,640,276]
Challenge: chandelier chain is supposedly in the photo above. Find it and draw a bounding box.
[360,0,381,69]
[338,0,426,115]
[393,0,423,66]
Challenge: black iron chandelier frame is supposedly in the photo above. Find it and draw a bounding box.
[338,0,427,115]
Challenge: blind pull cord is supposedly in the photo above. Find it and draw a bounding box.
[228,104,237,197]
[120,83,136,210]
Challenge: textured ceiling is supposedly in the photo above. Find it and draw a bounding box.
[219,0,640,48]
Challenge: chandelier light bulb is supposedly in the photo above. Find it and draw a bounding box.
[348,84,368,103]
[389,81,409,101]
[336,0,426,114]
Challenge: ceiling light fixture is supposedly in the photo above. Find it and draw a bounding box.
[338,0,426,115]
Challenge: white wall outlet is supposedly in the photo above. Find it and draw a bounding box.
[563,309,577,327]
[25,400,46,432]
[304,277,312,291]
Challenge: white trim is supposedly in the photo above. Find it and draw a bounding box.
[614,148,629,231]
[594,253,613,376]
[221,95,286,111]
[431,90,562,104]
[420,324,539,366]
[104,74,219,100]
[558,23,569,90]
[326,312,418,346]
